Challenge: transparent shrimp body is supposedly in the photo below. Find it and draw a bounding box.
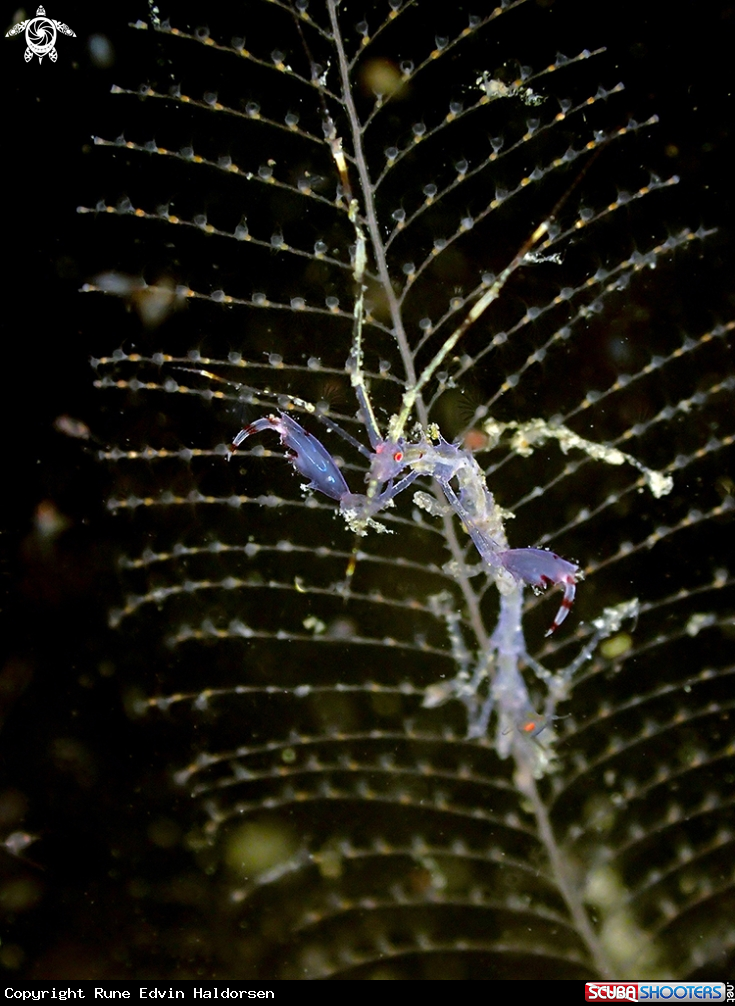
[231,416,582,640]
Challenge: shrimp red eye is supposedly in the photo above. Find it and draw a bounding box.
[522,719,537,734]
[393,451,403,462]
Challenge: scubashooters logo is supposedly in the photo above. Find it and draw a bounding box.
[586,984,726,1002]
[5,5,75,63]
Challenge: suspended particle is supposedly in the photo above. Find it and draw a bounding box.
[359,58,406,99]
[54,415,90,440]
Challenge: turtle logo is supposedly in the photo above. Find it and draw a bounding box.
[5,5,76,63]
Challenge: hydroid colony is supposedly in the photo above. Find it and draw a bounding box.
[77,0,735,979]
